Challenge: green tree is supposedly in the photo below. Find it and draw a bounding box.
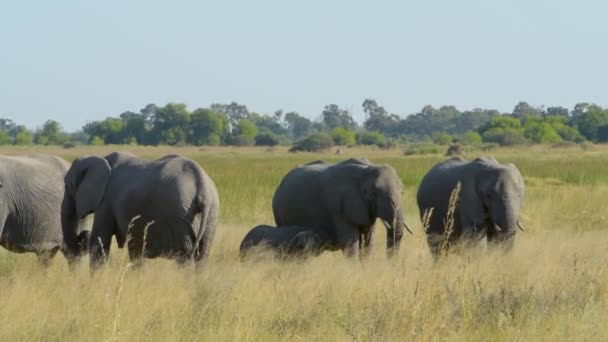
[523,122,562,143]
[362,99,400,136]
[289,133,334,152]
[255,131,281,146]
[0,129,10,145]
[576,106,608,141]
[512,101,542,120]
[35,120,69,145]
[461,130,482,145]
[150,103,190,145]
[90,136,105,145]
[544,106,569,118]
[231,119,258,146]
[331,127,356,146]
[189,108,229,146]
[120,111,149,144]
[210,102,250,131]
[356,131,385,146]
[13,126,33,145]
[83,117,124,144]
[284,112,315,140]
[479,116,526,145]
[432,132,453,145]
[322,104,357,130]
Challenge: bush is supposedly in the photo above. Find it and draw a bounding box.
[331,128,356,146]
[524,123,562,144]
[432,132,453,145]
[90,136,105,146]
[255,133,280,146]
[62,141,77,149]
[14,130,33,145]
[481,128,527,146]
[403,143,442,156]
[289,133,334,152]
[461,131,482,145]
[0,129,10,145]
[356,131,385,146]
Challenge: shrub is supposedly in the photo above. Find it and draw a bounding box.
[62,141,77,149]
[0,129,10,145]
[432,132,453,145]
[14,130,33,145]
[524,122,562,144]
[289,133,334,152]
[255,133,280,146]
[461,131,482,145]
[403,143,442,156]
[331,128,356,146]
[481,128,527,146]
[90,136,105,146]
[356,131,385,146]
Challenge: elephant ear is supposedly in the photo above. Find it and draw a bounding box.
[67,156,111,219]
[339,167,376,225]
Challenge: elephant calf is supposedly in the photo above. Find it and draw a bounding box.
[239,225,331,260]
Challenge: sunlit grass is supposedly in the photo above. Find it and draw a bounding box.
[1,144,608,340]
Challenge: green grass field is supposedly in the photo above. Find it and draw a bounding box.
[1,144,608,341]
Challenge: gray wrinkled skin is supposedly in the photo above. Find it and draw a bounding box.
[239,224,332,260]
[0,154,89,267]
[62,152,220,271]
[417,156,525,258]
[272,158,410,260]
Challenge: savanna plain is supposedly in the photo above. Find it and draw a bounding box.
[2,144,608,341]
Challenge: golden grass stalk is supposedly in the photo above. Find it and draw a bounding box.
[441,181,461,257]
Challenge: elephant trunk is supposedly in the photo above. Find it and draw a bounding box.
[490,197,519,250]
[380,204,404,259]
[61,191,82,261]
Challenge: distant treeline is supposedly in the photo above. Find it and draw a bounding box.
[2,100,608,149]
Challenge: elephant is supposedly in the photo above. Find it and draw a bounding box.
[416,156,525,258]
[239,224,331,260]
[272,158,413,260]
[0,154,89,267]
[61,151,220,270]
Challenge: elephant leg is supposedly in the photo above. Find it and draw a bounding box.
[37,247,59,267]
[334,221,360,259]
[359,227,375,261]
[89,213,116,271]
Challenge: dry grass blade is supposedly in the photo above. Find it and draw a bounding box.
[441,181,461,257]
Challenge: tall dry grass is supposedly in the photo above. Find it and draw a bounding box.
[0,145,607,341]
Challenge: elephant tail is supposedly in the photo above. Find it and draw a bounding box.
[191,164,218,262]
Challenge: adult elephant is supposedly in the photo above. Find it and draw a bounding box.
[417,156,525,258]
[61,152,220,270]
[0,154,89,266]
[272,158,413,259]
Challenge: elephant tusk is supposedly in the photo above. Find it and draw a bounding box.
[382,220,391,230]
[517,221,526,232]
[403,220,414,235]
[493,223,503,232]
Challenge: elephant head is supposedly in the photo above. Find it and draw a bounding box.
[61,156,111,257]
[478,164,525,248]
[340,164,413,258]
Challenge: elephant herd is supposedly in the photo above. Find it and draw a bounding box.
[0,152,525,272]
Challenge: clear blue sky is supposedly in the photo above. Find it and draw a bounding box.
[1,0,606,132]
